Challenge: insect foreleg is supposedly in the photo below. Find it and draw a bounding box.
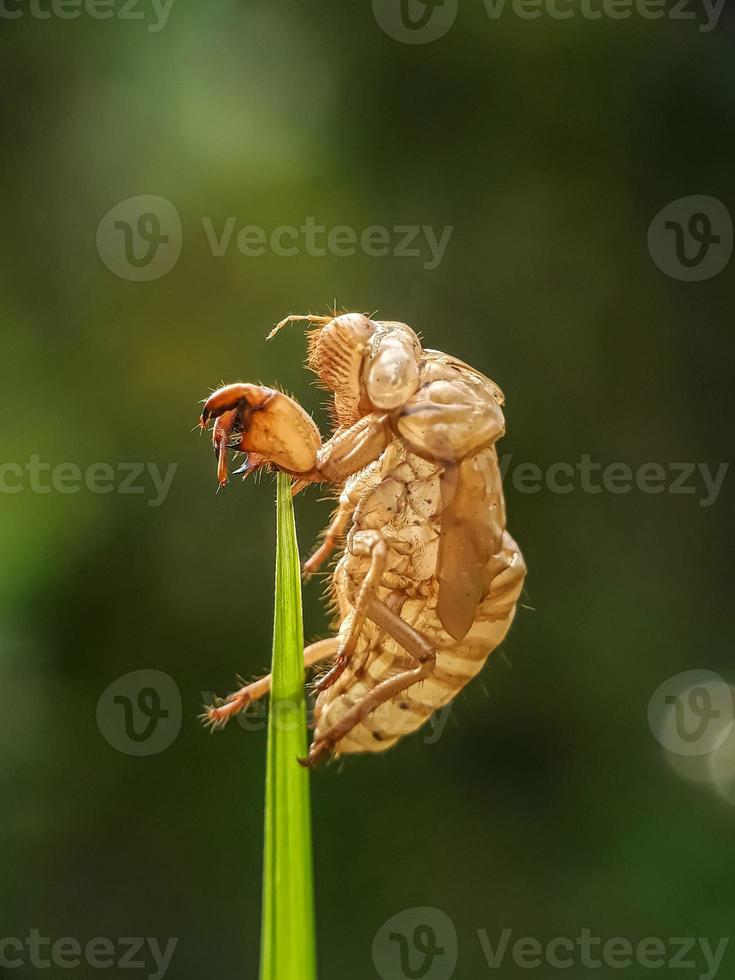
[202,637,339,730]
[302,416,388,576]
[305,595,438,767]
[315,414,391,484]
[290,414,390,494]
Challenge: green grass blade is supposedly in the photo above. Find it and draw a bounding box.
[259,471,317,980]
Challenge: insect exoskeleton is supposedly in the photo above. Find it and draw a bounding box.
[199,312,526,766]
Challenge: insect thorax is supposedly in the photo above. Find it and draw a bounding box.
[339,440,444,598]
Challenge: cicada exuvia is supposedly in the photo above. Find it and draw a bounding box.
[199,313,526,766]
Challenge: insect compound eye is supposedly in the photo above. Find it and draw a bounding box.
[329,312,375,337]
[365,330,421,411]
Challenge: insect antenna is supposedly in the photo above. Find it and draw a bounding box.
[266,312,332,341]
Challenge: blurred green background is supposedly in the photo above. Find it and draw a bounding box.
[2,2,734,978]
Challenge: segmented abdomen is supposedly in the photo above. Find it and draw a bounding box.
[313,530,525,755]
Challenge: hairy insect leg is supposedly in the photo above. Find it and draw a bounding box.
[266,313,332,340]
[302,494,352,578]
[303,594,437,767]
[314,530,387,694]
[202,637,338,730]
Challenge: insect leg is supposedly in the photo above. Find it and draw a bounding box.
[314,530,388,693]
[211,410,238,487]
[304,596,437,767]
[290,414,390,494]
[202,637,338,730]
[266,313,332,340]
[302,493,352,577]
[315,414,391,485]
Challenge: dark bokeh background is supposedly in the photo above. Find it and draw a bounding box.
[2,2,734,978]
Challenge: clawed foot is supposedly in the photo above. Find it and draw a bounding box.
[298,737,333,768]
[203,695,334,768]
[313,655,349,694]
[200,689,252,731]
